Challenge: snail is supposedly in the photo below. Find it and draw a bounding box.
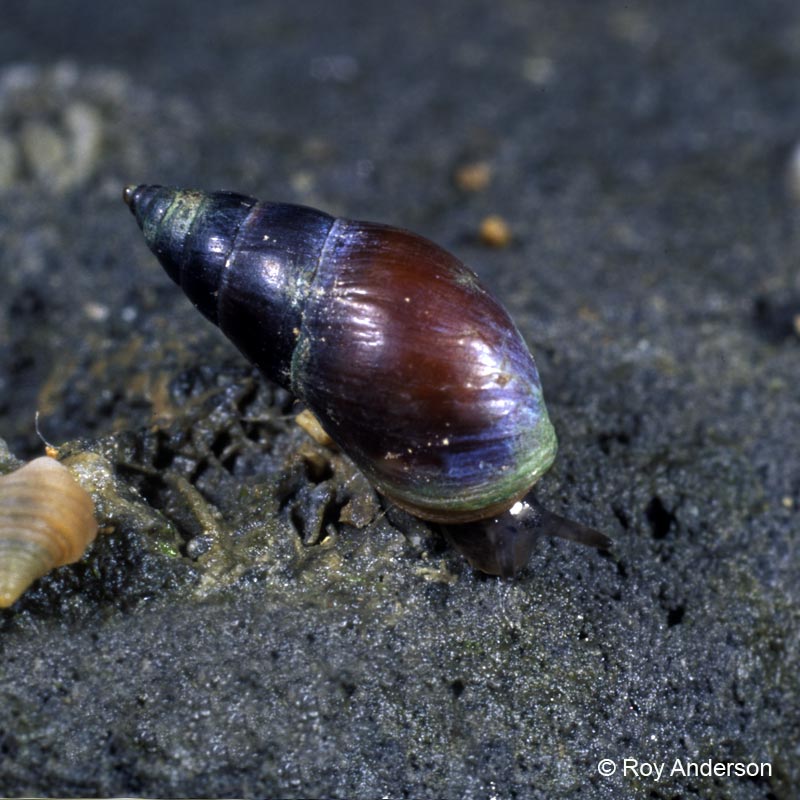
[0,456,98,607]
[124,185,609,576]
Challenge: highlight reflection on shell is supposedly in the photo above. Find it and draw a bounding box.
[0,456,98,607]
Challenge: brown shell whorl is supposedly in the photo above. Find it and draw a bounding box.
[0,456,98,608]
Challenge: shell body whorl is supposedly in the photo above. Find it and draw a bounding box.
[0,457,98,607]
[125,185,557,523]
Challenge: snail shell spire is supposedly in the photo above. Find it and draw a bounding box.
[0,457,98,607]
[124,184,334,386]
[125,185,557,523]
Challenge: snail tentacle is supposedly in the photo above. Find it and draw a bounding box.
[439,495,610,577]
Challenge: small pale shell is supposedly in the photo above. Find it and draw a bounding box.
[0,456,98,607]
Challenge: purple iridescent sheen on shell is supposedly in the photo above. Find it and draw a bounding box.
[125,185,557,525]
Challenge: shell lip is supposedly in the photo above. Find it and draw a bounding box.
[385,485,534,524]
[371,413,558,524]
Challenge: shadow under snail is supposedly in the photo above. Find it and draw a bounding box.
[124,185,610,577]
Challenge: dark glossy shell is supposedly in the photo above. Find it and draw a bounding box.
[125,186,557,523]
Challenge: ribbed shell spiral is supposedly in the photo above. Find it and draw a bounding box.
[0,457,97,607]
